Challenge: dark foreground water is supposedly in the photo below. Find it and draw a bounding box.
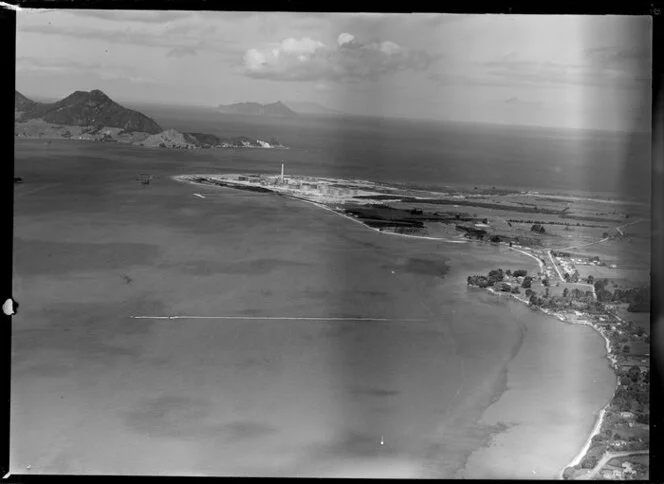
[11,139,615,477]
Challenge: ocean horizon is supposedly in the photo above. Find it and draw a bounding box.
[122,104,651,204]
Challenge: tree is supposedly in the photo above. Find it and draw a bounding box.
[623,344,630,354]
[563,288,569,298]
[521,276,532,289]
[592,432,608,443]
[582,455,598,469]
[505,269,512,276]
[513,269,528,277]
[587,275,595,285]
[488,269,504,285]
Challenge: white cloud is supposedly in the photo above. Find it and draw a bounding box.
[243,33,433,82]
[379,41,401,55]
[243,49,268,70]
[281,37,325,54]
[337,32,355,46]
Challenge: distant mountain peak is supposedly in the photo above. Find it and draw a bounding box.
[89,89,111,100]
[283,100,343,115]
[63,89,112,105]
[16,89,162,134]
[15,90,36,111]
[216,100,298,118]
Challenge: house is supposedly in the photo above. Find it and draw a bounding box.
[496,282,512,292]
[620,411,635,420]
[602,469,622,479]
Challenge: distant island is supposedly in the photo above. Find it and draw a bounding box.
[216,101,298,118]
[14,90,287,150]
[283,101,343,116]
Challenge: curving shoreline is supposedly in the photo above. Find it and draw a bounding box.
[557,323,617,480]
[484,269,619,480]
[175,172,627,479]
[174,174,470,244]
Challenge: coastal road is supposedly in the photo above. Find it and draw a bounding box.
[615,219,645,237]
[547,250,566,283]
[576,450,649,480]
[560,237,610,252]
[559,219,644,252]
[509,246,545,274]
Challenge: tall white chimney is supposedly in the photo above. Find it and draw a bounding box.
[281,163,284,182]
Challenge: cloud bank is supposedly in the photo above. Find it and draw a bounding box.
[242,33,433,82]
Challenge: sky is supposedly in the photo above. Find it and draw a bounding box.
[16,10,652,131]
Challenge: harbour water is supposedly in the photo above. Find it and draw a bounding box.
[11,139,616,476]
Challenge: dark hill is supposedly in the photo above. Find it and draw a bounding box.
[15,90,37,112]
[183,132,222,147]
[17,89,163,134]
[216,101,298,118]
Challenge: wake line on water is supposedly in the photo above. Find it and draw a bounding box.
[130,315,429,321]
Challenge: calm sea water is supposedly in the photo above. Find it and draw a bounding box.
[11,108,619,477]
[131,103,651,201]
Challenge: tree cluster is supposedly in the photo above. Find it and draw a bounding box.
[468,268,524,291]
[593,280,650,311]
[551,250,571,257]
